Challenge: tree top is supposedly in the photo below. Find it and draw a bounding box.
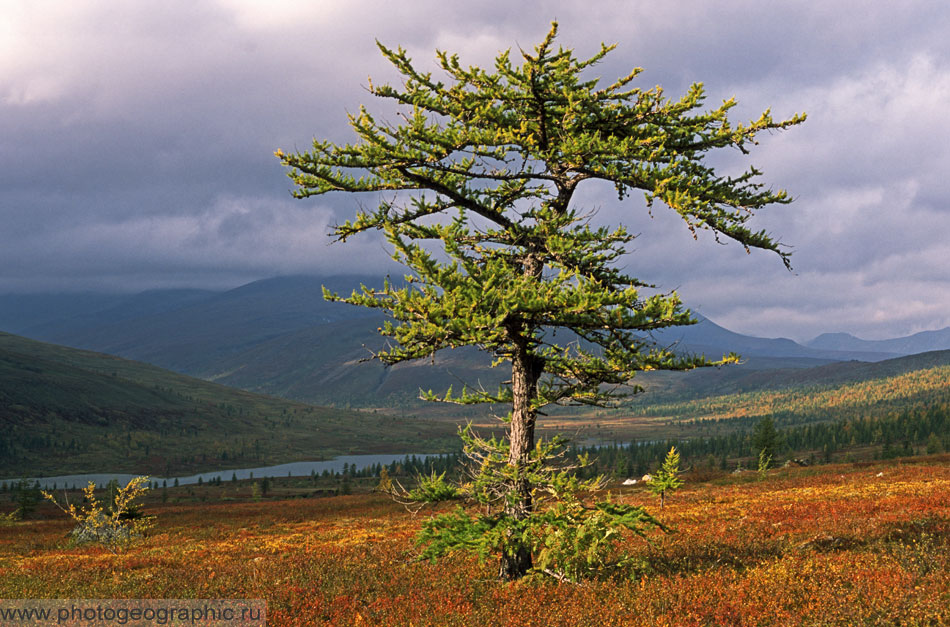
[278,21,805,266]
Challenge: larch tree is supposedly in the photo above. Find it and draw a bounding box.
[278,23,804,580]
[649,446,684,509]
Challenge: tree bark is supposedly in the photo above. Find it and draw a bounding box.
[499,342,543,579]
[499,249,544,579]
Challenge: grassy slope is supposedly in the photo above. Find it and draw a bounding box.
[197,315,507,410]
[628,360,950,421]
[628,348,950,403]
[0,332,458,478]
[1,458,947,625]
[542,351,950,444]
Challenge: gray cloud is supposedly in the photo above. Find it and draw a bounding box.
[2,1,949,342]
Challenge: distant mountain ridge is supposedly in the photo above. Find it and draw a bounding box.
[4,327,948,481]
[650,316,901,362]
[0,293,127,334]
[4,275,950,408]
[807,327,950,357]
[11,276,380,373]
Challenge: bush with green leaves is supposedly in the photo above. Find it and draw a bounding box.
[403,471,461,505]
[405,426,664,582]
[376,466,394,493]
[758,448,773,479]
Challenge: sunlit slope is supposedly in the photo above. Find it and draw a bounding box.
[625,350,950,426]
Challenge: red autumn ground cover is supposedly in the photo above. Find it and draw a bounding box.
[2,460,947,626]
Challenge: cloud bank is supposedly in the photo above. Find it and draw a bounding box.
[2,1,949,340]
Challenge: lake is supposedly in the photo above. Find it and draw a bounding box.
[10,452,437,490]
[8,440,650,489]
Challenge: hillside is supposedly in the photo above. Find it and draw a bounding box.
[617,350,950,433]
[201,315,899,410]
[5,331,947,481]
[8,275,945,410]
[14,276,380,373]
[633,347,950,403]
[196,316,507,411]
[0,332,457,479]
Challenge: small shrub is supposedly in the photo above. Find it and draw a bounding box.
[376,466,393,493]
[406,471,460,503]
[0,510,20,526]
[410,426,665,582]
[43,477,154,553]
[757,449,772,480]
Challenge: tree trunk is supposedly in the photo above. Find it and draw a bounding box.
[497,252,545,580]
[499,335,543,580]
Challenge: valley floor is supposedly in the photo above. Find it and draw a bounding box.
[2,458,948,626]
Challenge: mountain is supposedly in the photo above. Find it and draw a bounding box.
[4,304,949,479]
[0,332,457,478]
[19,288,217,340]
[650,316,900,361]
[198,316,506,411]
[0,293,126,334]
[15,276,380,373]
[199,314,872,409]
[807,327,950,356]
[3,275,941,409]
[7,276,500,409]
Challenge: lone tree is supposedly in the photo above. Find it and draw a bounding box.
[649,446,684,509]
[279,23,803,580]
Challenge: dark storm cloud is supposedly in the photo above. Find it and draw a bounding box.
[2,0,949,340]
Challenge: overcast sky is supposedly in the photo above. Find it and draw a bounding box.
[3,1,949,341]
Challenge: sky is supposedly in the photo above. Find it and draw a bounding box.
[2,1,949,342]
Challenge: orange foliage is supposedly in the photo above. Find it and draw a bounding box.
[1,462,948,626]
[637,364,950,423]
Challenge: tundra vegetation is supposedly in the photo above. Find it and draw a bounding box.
[1,460,948,625]
[278,23,804,579]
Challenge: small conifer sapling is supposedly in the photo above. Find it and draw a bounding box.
[649,447,684,509]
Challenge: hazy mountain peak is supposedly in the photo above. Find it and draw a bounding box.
[806,327,950,355]
[807,332,862,349]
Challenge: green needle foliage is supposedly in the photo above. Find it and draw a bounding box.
[758,449,773,480]
[649,446,684,509]
[279,23,803,580]
[753,415,780,462]
[413,426,666,582]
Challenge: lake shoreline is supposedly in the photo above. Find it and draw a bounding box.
[6,452,442,489]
